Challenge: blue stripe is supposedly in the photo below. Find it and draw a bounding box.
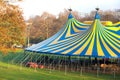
[99,32,111,58]
[104,29,119,40]
[54,33,90,54]
[105,28,120,35]
[92,34,98,57]
[74,23,88,30]
[75,20,89,26]
[67,32,93,55]
[79,39,91,56]
[104,32,119,48]
[102,31,120,57]
[70,22,76,34]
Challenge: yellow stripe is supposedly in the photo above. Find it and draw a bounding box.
[74,19,88,28]
[104,30,120,46]
[105,27,119,31]
[51,20,71,44]
[73,32,93,55]
[72,22,81,33]
[100,34,117,57]
[105,30,120,38]
[53,32,91,54]
[65,22,71,37]
[102,30,120,53]
[70,20,98,55]
[97,31,104,56]
[85,33,94,55]
[85,20,97,55]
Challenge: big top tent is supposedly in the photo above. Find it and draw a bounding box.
[25,9,120,58]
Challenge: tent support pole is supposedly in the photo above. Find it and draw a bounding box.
[49,64,52,73]
[97,58,100,77]
[11,52,23,64]
[113,69,116,79]
[58,55,61,72]
[83,56,85,72]
[64,55,67,75]
[48,54,53,73]
[44,54,45,66]
[103,58,106,73]
[77,56,79,72]
[80,67,83,76]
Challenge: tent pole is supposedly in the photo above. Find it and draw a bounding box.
[113,69,116,79]
[80,67,83,76]
[113,58,116,79]
[23,53,32,64]
[58,55,61,72]
[83,56,85,72]
[44,54,46,66]
[70,56,73,72]
[70,56,72,72]
[97,58,100,77]
[49,54,58,72]
[52,55,55,71]
[18,54,31,66]
[19,52,31,70]
[49,54,53,73]
[77,56,79,72]
[11,52,23,64]
[34,53,41,63]
[103,58,106,73]
[47,54,51,69]
[68,56,71,71]
[88,56,91,72]
[64,55,67,75]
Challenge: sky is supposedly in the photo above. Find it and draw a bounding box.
[15,0,120,19]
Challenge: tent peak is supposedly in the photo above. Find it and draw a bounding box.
[95,8,100,19]
[68,8,73,19]
[95,7,99,11]
[68,13,73,19]
[68,8,72,12]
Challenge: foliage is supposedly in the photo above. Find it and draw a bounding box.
[0,0,26,54]
[81,10,120,22]
[27,9,81,44]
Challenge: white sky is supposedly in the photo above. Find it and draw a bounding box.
[16,0,120,19]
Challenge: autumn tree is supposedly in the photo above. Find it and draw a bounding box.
[27,9,120,44]
[0,0,26,53]
[81,10,120,23]
[27,9,81,44]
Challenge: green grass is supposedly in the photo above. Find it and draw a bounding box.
[0,51,120,80]
[0,61,120,80]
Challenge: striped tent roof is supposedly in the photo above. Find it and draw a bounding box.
[25,10,120,58]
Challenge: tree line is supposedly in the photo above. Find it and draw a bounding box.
[27,9,120,44]
[0,0,120,54]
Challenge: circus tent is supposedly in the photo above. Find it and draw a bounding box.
[25,9,120,58]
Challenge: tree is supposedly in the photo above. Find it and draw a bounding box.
[27,9,81,44]
[0,0,26,54]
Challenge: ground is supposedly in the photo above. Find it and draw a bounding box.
[0,51,120,80]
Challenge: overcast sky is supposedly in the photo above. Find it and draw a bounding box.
[17,0,120,19]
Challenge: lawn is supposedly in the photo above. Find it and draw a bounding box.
[0,51,120,80]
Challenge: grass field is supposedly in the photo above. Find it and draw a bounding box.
[0,51,120,80]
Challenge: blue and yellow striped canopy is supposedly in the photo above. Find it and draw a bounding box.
[25,11,120,58]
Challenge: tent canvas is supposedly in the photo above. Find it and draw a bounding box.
[25,10,120,58]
